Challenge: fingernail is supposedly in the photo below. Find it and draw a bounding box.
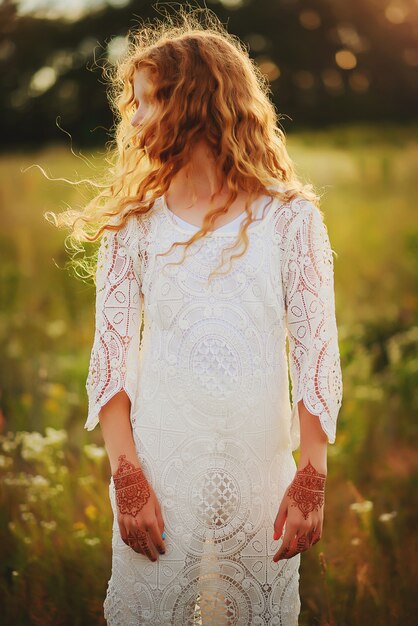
[162,531,166,540]
[273,531,279,540]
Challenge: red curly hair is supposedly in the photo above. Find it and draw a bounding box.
[44,3,321,280]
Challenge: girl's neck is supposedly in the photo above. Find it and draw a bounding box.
[168,140,246,205]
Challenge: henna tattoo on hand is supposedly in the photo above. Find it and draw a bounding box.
[113,454,151,517]
[280,546,291,559]
[297,535,308,550]
[127,529,154,559]
[286,460,327,520]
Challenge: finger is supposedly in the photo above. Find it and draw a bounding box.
[275,542,295,561]
[280,546,300,559]
[155,504,165,539]
[273,498,288,540]
[131,533,153,561]
[279,547,298,559]
[126,531,145,556]
[127,528,145,556]
[309,521,322,545]
[278,531,304,560]
[273,525,296,561]
[295,532,310,553]
[312,530,322,546]
[137,528,159,561]
[148,521,166,556]
[306,526,316,547]
[136,530,156,560]
[119,521,131,546]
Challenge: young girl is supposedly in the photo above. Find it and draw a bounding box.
[81,7,343,625]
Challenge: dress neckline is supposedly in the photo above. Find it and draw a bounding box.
[160,193,278,237]
[173,209,244,232]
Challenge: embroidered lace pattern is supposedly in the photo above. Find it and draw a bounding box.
[85,188,342,625]
[277,200,343,445]
[85,219,143,431]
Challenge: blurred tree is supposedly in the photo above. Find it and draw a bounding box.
[1,0,417,150]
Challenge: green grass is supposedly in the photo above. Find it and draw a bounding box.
[1,123,417,625]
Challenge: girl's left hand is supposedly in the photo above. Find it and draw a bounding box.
[272,460,327,561]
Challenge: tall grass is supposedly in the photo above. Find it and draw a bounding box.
[1,122,417,625]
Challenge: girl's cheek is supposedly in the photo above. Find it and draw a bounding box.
[131,111,143,127]
[131,105,156,129]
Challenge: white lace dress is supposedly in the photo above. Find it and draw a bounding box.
[85,187,343,626]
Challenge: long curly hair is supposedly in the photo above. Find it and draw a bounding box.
[44,3,321,282]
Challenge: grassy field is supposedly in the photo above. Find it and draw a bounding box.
[1,122,418,625]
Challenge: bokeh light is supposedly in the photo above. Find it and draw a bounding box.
[293,70,316,90]
[321,68,344,94]
[257,57,280,81]
[299,9,321,30]
[349,71,370,93]
[335,49,358,70]
[385,3,409,24]
[29,66,57,96]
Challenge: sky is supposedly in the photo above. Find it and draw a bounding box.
[14,0,241,21]
[15,0,133,21]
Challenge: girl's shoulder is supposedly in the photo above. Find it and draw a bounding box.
[112,198,161,246]
[268,187,321,246]
[106,211,141,253]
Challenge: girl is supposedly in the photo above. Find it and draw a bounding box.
[77,6,342,625]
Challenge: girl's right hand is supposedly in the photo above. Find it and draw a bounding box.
[112,454,166,561]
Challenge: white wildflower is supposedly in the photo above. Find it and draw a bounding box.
[84,537,101,546]
[2,440,18,453]
[40,520,57,532]
[45,321,67,338]
[4,474,31,487]
[43,484,64,499]
[78,476,95,487]
[20,432,47,460]
[20,428,67,461]
[30,475,50,488]
[379,511,398,523]
[83,443,107,461]
[350,500,373,514]
[45,427,67,446]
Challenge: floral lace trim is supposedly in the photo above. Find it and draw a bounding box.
[279,201,343,445]
[85,219,142,430]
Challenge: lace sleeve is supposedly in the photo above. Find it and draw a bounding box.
[84,220,143,431]
[282,202,343,445]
